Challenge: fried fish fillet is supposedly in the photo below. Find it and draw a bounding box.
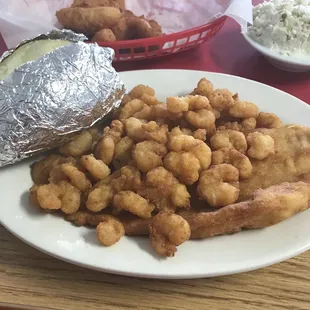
[66,211,151,235]
[240,126,310,200]
[181,181,310,239]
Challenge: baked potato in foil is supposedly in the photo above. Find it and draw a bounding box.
[0,30,125,168]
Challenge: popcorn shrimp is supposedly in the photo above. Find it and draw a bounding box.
[36,183,62,210]
[133,140,167,173]
[191,78,214,97]
[212,148,252,179]
[168,134,199,152]
[164,151,201,185]
[193,129,207,141]
[86,185,113,212]
[185,109,216,129]
[247,132,275,160]
[119,99,145,120]
[142,122,169,144]
[191,141,212,170]
[208,89,235,111]
[124,117,147,142]
[210,130,247,153]
[113,191,155,219]
[242,117,257,130]
[36,181,81,214]
[95,120,124,165]
[149,212,191,257]
[80,154,111,180]
[140,94,162,106]
[166,97,189,113]
[113,136,134,168]
[97,216,125,246]
[58,181,82,214]
[229,101,259,118]
[129,84,155,99]
[197,164,240,208]
[257,112,283,129]
[217,117,257,132]
[170,183,191,208]
[31,154,64,185]
[141,167,190,211]
[61,163,92,192]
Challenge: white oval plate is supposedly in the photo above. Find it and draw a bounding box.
[1,70,310,279]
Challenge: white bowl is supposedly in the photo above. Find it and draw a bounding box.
[242,32,310,72]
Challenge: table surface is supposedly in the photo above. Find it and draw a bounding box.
[1,3,310,310]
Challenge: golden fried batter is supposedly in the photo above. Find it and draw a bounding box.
[197,164,240,208]
[185,182,310,239]
[113,191,155,219]
[96,216,125,246]
[149,212,191,257]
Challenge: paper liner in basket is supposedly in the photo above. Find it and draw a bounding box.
[0,0,252,49]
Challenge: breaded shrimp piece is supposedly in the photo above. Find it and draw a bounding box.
[228,101,259,118]
[36,183,62,210]
[95,120,124,165]
[36,181,81,214]
[129,84,155,99]
[168,134,199,152]
[96,216,125,246]
[119,99,144,119]
[197,164,240,208]
[86,185,113,212]
[149,212,191,257]
[247,132,275,160]
[31,154,65,185]
[113,136,134,168]
[166,97,189,113]
[256,112,283,129]
[185,109,216,129]
[113,191,155,219]
[164,151,201,185]
[208,89,235,111]
[191,78,214,97]
[61,163,92,192]
[142,121,169,144]
[210,130,247,153]
[191,142,212,170]
[133,140,167,173]
[80,154,111,180]
[124,117,147,142]
[212,148,252,179]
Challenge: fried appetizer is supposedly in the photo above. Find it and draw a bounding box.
[149,212,191,257]
[185,182,310,239]
[56,7,122,36]
[240,126,310,200]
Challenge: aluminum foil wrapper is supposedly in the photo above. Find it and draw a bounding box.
[0,30,125,168]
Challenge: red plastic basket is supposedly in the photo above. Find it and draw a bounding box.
[94,16,227,62]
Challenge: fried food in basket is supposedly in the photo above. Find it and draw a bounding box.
[29,77,310,258]
[72,0,124,9]
[56,1,163,42]
[56,7,123,36]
